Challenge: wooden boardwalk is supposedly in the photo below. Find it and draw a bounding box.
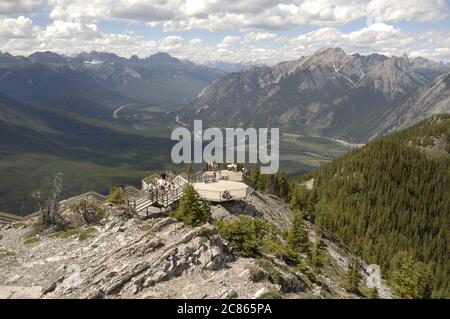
[0,211,23,224]
[0,170,251,223]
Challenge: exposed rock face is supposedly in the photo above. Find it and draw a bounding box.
[186,48,449,142]
[0,197,392,299]
[213,191,293,229]
[0,206,289,299]
[371,73,450,138]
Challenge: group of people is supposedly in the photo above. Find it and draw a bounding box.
[149,172,176,193]
[206,161,243,173]
[207,161,220,172]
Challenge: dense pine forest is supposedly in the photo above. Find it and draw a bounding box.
[310,115,449,298]
[250,115,449,298]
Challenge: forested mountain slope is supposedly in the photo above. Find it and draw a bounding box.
[309,115,450,298]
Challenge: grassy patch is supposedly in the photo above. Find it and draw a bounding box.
[138,222,154,232]
[23,237,41,245]
[255,259,284,287]
[0,248,12,258]
[12,222,26,229]
[78,228,97,241]
[248,266,267,283]
[50,227,97,241]
[259,289,282,299]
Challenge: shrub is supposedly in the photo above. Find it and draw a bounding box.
[71,200,105,225]
[255,259,286,287]
[107,186,127,205]
[215,216,273,257]
[260,289,282,299]
[248,266,267,283]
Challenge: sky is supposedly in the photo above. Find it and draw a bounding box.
[0,0,450,64]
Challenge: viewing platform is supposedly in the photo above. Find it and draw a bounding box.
[129,168,253,214]
[190,170,253,202]
[0,168,253,223]
[193,180,252,202]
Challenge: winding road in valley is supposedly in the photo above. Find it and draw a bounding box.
[113,103,134,119]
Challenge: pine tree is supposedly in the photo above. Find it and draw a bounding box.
[389,255,433,299]
[306,115,450,296]
[250,165,261,188]
[278,172,290,199]
[305,189,318,213]
[286,210,310,254]
[311,237,327,270]
[344,258,362,293]
[265,174,280,196]
[171,185,210,227]
[185,163,194,179]
[257,174,266,191]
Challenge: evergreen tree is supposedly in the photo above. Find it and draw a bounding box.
[309,115,450,297]
[344,258,362,293]
[185,163,194,179]
[265,174,280,196]
[389,255,433,299]
[311,237,327,270]
[305,189,318,213]
[278,172,290,199]
[286,210,310,254]
[250,165,261,188]
[169,163,177,175]
[171,185,210,227]
[257,174,266,191]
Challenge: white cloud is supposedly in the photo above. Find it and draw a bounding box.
[42,20,100,40]
[46,0,449,31]
[189,38,203,45]
[367,0,449,24]
[243,32,277,42]
[0,16,38,38]
[0,1,450,63]
[0,0,43,15]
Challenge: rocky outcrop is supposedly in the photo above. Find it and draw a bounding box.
[0,194,392,299]
[372,73,450,138]
[0,206,281,299]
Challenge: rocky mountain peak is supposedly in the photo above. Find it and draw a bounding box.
[301,47,351,69]
[28,51,67,64]
[146,52,181,65]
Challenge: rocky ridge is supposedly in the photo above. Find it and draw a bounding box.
[0,191,391,299]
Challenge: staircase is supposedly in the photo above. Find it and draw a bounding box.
[129,175,189,213]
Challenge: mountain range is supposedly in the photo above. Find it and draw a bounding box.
[0,51,224,106]
[187,48,450,142]
[0,48,450,215]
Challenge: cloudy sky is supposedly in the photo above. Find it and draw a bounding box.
[1,0,450,64]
